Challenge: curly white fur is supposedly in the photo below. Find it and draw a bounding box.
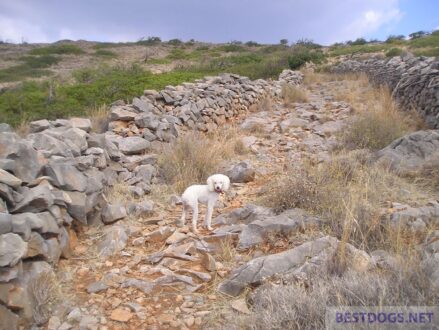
[176,174,230,233]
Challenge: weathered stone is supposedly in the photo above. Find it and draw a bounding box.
[11,185,53,213]
[0,233,27,267]
[225,161,255,183]
[145,226,175,242]
[0,169,22,188]
[87,281,109,293]
[218,236,372,296]
[0,262,22,282]
[101,204,127,224]
[376,130,439,173]
[98,225,128,257]
[118,137,150,155]
[0,123,12,133]
[0,213,12,234]
[134,113,160,130]
[110,107,137,121]
[0,132,44,183]
[45,163,88,192]
[29,119,51,133]
[64,191,87,223]
[70,117,92,132]
[0,304,19,330]
[238,208,321,249]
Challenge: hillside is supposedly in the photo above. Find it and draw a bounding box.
[1,33,438,127]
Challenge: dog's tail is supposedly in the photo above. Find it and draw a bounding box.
[169,195,183,206]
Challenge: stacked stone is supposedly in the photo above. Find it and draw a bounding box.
[107,71,304,140]
[332,54,439,127]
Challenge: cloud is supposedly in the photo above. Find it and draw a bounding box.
[337,3,403,43]
[0,15,49,43]
[0,0,405,45]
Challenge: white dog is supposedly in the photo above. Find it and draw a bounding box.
[176,174,230,233]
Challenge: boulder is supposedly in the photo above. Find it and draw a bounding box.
[133,97,154,112]
[238,208,321,249]
[0,123,12,133]
[218,236,372,296]
[110,107,137,121]
[0,233,27,267]
[70,117,92,132]
[118,137,150,155]
[225,161,255,183]
[28,132,74,158]
[101,204,127,224]
[45,163,88,192]
[64,191,87,223]
[0,132,44,183]
[29,119,51,133]
[134,113,160,130]
[98,225,128,257]
[376,130,439,173]
[11,185,54,213]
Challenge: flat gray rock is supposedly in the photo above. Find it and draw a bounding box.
[98,225,128,257]
[118,137,150,155]
[0,233,27,267]
[376,130,439,173]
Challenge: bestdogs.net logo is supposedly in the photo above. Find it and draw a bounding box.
[325,306,439,329]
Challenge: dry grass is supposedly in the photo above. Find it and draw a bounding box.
[15,116,31,137]
[89,104,110,133]
[253,97,274,112]
[263,150,430,252]
[281,83,309,105]
[332,77,422,151]
[106,181,136,204]
[238,265,438,330]
[159,128,240,194]
[29,271,61,325]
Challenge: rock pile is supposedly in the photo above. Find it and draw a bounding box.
[106,70,303,142]
[332,54,439,127]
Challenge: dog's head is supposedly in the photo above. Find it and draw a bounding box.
[207,174,230,194]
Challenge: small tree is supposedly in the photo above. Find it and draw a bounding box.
[385,35,405,43]
[280,39,289,46]
[409,31,427,39]
[168,38,183,45]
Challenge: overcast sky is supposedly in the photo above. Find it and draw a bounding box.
[0,0,438,45]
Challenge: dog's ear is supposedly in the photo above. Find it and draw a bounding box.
[206,176,215,192]
[223,175,230,191]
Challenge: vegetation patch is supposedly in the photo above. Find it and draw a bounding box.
[29,44,85,55]
[0,55,60,82]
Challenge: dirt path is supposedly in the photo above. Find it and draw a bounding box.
[53,76,358,330]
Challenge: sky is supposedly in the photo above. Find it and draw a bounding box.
[0,0,438,45]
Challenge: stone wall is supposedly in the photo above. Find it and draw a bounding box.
[0,69,303,327]
[333,54,439,127]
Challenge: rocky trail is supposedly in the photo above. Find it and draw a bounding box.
[2,59,439,330]
[51,77,356,330]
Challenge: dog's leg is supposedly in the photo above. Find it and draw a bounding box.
[176,203,186,227]
[191,203,199,234]
[204,201,214,231]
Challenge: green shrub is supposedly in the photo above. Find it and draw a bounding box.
[0,55,60,82]
[288,46,325,69]
[409,34,439,48]
[385,35,405,43]
[0,66,208,126]
[93,49,117,57]
[348,38,367,45]
[29,44,85,55]
[216,44,246,52]
[168,38,183,45]
[385,48,403,57]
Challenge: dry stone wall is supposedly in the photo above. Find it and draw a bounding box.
[0,69,302,327]
[333,54,439,127]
